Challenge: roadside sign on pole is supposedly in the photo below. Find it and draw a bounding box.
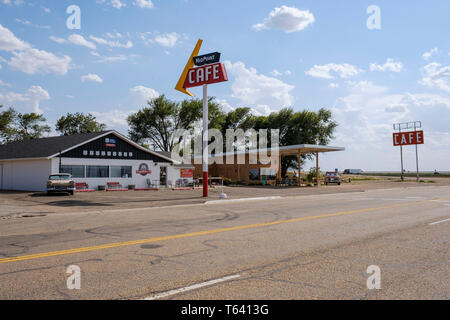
[175,40,228,198]
[392,121,423,183]
[393,131,424,146]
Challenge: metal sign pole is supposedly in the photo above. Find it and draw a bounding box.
[414,122,420,182]
[399,127,404,181]
[202,84,209,197]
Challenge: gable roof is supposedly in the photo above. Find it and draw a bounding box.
[0,130,175,163]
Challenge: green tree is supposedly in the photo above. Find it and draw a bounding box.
[56,112,106,135]
[0,105,17,144]
[253,108,337,177]
[127,95,226,152]
[15,113,51,140]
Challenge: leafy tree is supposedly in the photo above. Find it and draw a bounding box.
[128,95,225,152]
[253,108,337,177]
[56,112,106,135]
[0,105,17,144]
[15,113,51,140]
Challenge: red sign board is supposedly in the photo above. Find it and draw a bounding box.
[393,131,424,146]
[180,169,194,178]
[184,63,228,88]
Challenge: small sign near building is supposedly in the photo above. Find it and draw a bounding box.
[180,169,194,178]
[136,163,151,176]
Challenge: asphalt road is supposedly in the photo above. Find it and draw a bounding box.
[0,185,449,300]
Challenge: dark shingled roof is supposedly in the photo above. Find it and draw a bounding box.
[0,131,107,160]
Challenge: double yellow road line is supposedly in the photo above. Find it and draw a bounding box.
[0,197,446,264]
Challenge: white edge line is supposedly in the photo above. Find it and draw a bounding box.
[205,196,281,205]
[143,274,241,300]
[429,218,450,226]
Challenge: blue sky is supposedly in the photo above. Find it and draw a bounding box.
[1,0,450,171]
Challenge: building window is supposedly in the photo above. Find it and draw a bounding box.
[83,150,88,156]
[111,166,132,178]
[249,169,260,181]
[107,151,111,156]
[129,152,133,157]
[113,152,117,157]
[123,152,128,157]
[90,151,94,156]
[118,152,122,157]
[61,165,85,178]
[101,151,106,156]
[96,151,100,156]
[86,166,109,178]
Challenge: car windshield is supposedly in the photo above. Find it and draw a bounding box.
[49,175,70,180]
[327,172,338,176]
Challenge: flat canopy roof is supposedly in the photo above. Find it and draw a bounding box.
[278,144,345,156]
[192,144,345,159]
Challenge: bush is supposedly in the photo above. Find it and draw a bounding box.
[306,167,323,183]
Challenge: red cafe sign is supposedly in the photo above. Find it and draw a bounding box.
[183,63,228,88]
[393,131,424,146]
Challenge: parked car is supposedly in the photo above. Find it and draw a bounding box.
[46,173,75,195]
[324,172,342,185]
[343,169,363,175]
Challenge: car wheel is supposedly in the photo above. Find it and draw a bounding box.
[338,183,341,186]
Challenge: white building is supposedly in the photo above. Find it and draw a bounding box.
[0,130,194,192]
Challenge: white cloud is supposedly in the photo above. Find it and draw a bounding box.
[90,109,134,131]
[423,48,438,61]
[153,32,180,48]
[370,58,404,73]
[0,23,30,51]
[129,85,159,106]
[325,81,450,171]
[0,24,71,75]
[0,85,50,114]
[68,34,97,50]
[270,69,282,77]
[306,63,363,79]
[329,83,339,88]
[81,74,103,83]
[420,62,450,92]
[8,48,71,75]
[89,35,133,49]
[109,0,126,9]
[1,0,23,6]
[133,0,154,9]
[253,6,315,33]
[225,61,295,107]
[49,36,67,44]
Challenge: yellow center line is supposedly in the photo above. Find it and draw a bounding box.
[0,197,448,264]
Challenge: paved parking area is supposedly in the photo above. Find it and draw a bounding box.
[0,177,449,218]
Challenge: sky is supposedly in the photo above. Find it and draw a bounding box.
[1,0,450,171]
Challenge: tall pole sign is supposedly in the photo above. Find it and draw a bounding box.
[393,121,423,182]
[175,39,228,197]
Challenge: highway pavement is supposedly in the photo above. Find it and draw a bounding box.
[0,185,449,300]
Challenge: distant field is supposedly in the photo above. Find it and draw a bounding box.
[360,171,450,178]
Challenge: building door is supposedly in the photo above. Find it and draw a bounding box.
[160,166,167,187]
